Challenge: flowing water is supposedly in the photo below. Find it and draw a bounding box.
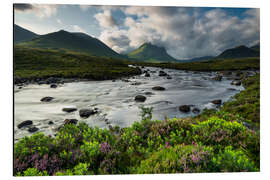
[14,67,244,141]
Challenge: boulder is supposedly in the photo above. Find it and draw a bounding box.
[211,99,222,105]
[152,86,166,91]
[64,119,78,125]
[192,108,200,114]
[18,120,33,129]
[62,107,77,113]
[50,84,57,88]
[145,73,150,77]
[40,97,54,102]
[145,92,154,95]
[158,71,168,76]
[79,109,97,118]
[179,105,191,113]
[212,75,222,81]
[28,127,39,133]
[135,95,147,102]
[159,71,167,76]
[231,80,241,86]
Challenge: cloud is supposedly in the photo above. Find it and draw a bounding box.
[99,29,131,53]
[57,19,63,25]
[96,7,260,59]
[94,10,118,28]
[72,25,87,34]
[14,4,58,18]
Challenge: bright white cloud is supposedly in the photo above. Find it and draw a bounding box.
[72,25,87,34]
[94,10,118,28]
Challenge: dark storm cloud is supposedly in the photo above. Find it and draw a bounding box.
[14,4,33,11]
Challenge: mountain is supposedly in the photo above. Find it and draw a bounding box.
[250,43,260,51]
[216,45,259,59]
[127,43,177,62]
[17,30,122,58]
[14,24,39,43]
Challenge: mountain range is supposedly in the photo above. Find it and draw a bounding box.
[14,24,260,62]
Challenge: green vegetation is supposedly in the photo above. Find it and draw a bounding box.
[133,57,259,71]
[14,46,141,82]
[14,74,260,176]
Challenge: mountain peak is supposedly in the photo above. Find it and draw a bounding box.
[127,43,176,62]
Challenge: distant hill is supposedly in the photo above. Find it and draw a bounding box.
[216,45,259,59]
[250,43,260,51]
[127,43,177,62]
[16,30,123,58]
[177,56,214,63]
[14,24,39,43]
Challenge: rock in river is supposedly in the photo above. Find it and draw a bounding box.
[79,108,97,118]
[18,120,33,129]
[159,71,167,76]
[211,99,222,105]
[152,86,166,91]
[62,107,77,113]
[231,80,241,86]
[40,96,54,102]
[192,108,200,114]
[145,72,151,77]
[50,84,57,88]
[212,75,222,81]
[135,95,147,102]
[179,105,191,113]
[28,127,39,133]
[64,119,78,125]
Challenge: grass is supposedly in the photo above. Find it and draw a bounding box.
[14,46,141,82]
[14,73,260,175]
[133,57,260,71]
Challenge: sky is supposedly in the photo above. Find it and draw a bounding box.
[14,4,260,59]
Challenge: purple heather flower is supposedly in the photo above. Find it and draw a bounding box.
[100,142,111,153]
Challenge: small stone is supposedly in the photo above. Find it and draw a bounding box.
[28,127,39,133]
[135,95,147,102]
[50,84,57,88]
[211,99,222,105]
[40,97,54,102]
[64,119,78,125]
[152,86,166,91]
[179,105,191,113]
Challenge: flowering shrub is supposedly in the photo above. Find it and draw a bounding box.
[211,146,258,172]
[135,144,214,173]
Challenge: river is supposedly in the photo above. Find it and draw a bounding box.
[14,67,244,141]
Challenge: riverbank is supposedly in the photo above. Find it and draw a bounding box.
[14,46,142,85]
[14,73,260,175]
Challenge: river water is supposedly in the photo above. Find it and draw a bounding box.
[14,67,244,141]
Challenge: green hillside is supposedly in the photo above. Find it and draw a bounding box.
[16,30,123,59]
[216,45,259,59]
[14,24,39,43]
[127,43,177,62]
[14,46,141,82]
